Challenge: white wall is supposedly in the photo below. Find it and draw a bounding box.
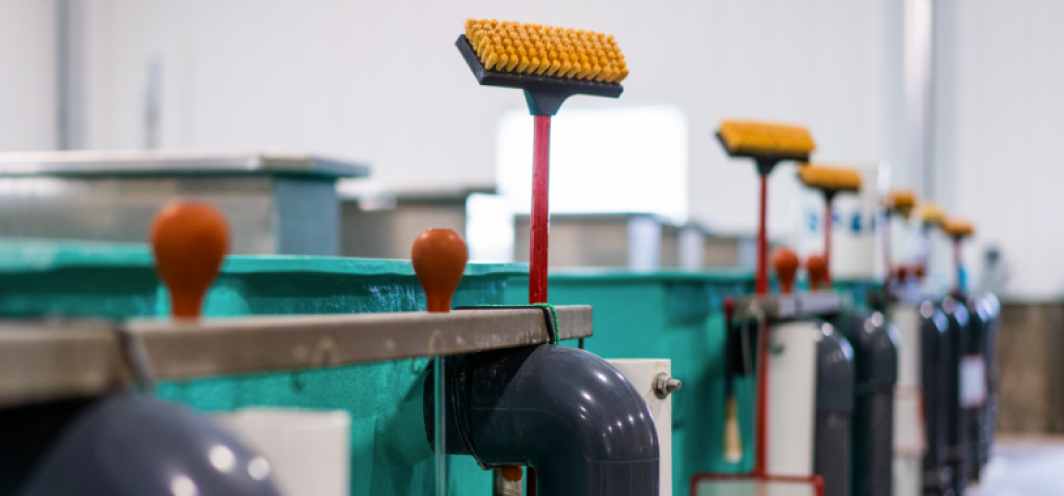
[79,0,906,239]
[0,0,57,151]
[933,0,1064,300]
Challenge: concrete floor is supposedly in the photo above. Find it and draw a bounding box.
[969,438,1064,496]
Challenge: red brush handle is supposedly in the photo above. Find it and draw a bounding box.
[530,115,551,304]
[756,175,769,295]
[753,173,769,474]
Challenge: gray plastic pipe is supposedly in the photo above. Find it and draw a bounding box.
[20,395,282,496]
[426,344,660,496]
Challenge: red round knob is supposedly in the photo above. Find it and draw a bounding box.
[411,229,468,313]
[913,264,926,279]
[150,200,230,319]
[806,254,827,291]
[772,248,799,295]
[896,265,909,283]
[501,466,523,482]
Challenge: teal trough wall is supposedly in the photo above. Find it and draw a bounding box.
[0,240,526,495]
[0,240,879,496]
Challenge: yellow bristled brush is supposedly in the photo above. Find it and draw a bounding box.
[796,164,863,286]
[885,189,916,219]
[457,20,628,305]
[716,120,816,296]
[916,202,945,227]
[715,120,816,476]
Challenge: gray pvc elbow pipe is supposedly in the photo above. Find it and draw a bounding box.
[426,344,660,496]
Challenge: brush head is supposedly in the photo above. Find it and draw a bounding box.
[465,19,628,83]
[916,203,945,227]
[942,218,974,238]
[796,164,862,194]
[716,120,816,168]
[458,19,626,115]
[885,189,916,216]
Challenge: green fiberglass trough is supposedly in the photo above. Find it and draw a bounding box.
[0,239,535,496]
[503,269,879,496]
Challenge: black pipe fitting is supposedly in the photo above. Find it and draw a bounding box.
[20,395,282,496]
[813,322,855,496]
[942,297,970,495]
[965,293,1000,481]
[919,301,951,494]
[427,344,659,496]
[845,310,899,496]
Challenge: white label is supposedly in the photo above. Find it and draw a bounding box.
[959,355,987,408]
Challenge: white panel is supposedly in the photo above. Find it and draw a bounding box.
[497,105,688,220]
[466,193,514,263]
[766,321,819,476]
[213,408,351,496]
[890,306,921,389]
[608,359,673,496]
[890,305,924,496]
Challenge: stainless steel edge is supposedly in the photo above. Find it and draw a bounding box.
[733,292,842,321]
[0,306,593,405]
[0,151,369,178]
[128,306,594,380]
[0,323,131,408]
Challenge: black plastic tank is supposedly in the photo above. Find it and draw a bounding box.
[964,293,1001,482]
[942,296,970,495]
[427,344,660,496]
[19,395,282,496]
[919,301,951,495]
[813,321,855,496]
[842,310,898,496]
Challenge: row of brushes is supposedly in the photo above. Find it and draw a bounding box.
[464,19,629,83]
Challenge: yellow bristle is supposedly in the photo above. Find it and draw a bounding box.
[718,120,817,158]
[916,203,945,226]
[463,20,626,83]
[885,189,916,215]
[796,164,863,193]
[505,50,520,72]
[587,63,603,81]
[942,218,974,238]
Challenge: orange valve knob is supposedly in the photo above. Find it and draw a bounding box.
[896,265,909,283]
[411,229,468,313]
[806,254,827,291]
[150,200,230,319]
[501,466,523,482]
[772,248,799,295]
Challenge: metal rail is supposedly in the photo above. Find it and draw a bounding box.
[731,292,842,321]
[0,306,592,407]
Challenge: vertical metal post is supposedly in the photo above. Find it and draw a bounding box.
[435,357,447,496]
[56,0,81,150]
